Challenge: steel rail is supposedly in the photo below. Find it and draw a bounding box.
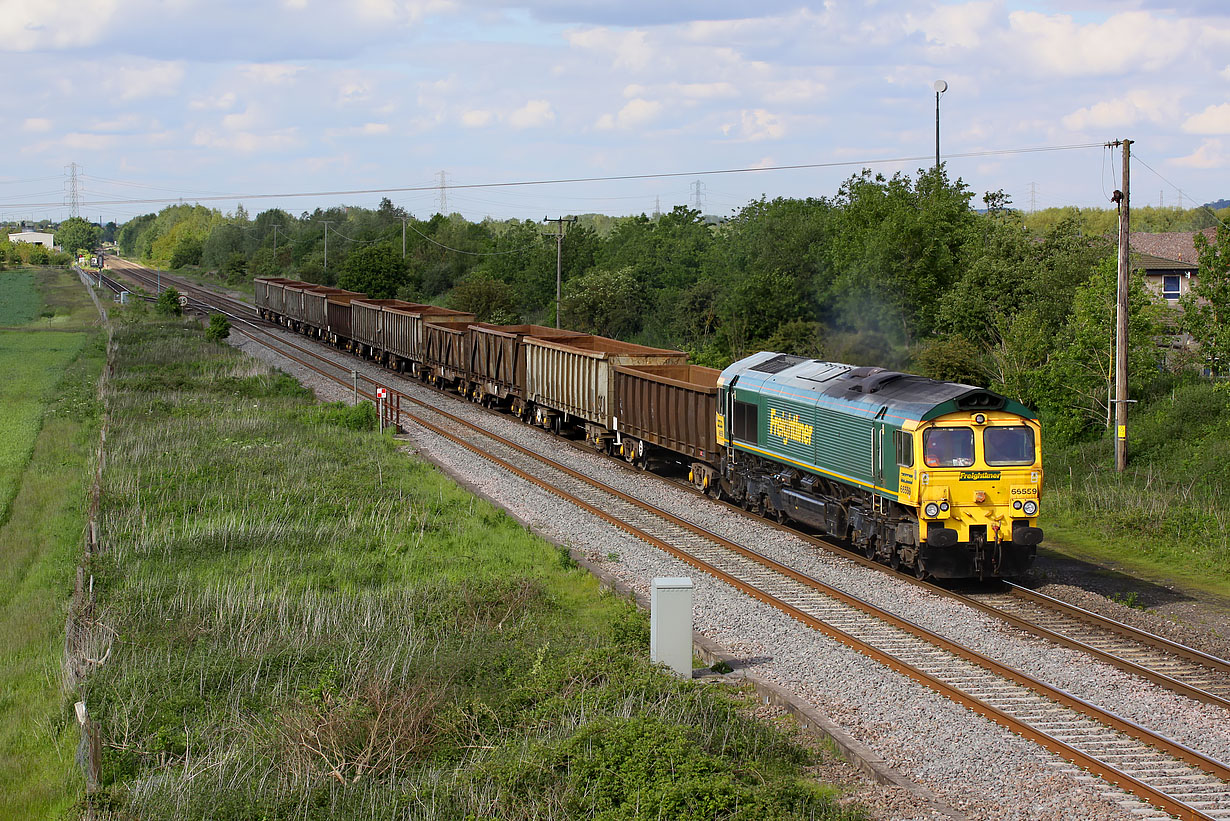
[714,480,1230,710]
[1002,582,1230,673]
[117,261,1230,820]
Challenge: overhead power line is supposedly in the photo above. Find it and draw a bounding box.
[0,142,1107,210]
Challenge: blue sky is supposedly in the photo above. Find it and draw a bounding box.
[3,1,1229,225]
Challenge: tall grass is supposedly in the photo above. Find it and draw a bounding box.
[1044,379,1230,587]
[87,317,865,820]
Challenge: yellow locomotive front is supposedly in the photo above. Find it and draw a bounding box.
[898,410,1043,579]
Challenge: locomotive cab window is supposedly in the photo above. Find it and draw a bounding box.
[894,430,914,467]
[984,426,1035,466]
[923,427,974,467]
[732,400,758,444]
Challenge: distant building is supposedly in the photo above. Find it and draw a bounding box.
[1129,228,1213,304]
[8,230,57,248]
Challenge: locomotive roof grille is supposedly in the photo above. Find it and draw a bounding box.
[749,353,806,374]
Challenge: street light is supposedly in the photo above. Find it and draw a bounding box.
[933,79,948,170]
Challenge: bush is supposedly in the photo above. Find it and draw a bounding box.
[205,313,231,343]
[155,287,183,316]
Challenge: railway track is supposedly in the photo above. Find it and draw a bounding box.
[104,259,1230,820]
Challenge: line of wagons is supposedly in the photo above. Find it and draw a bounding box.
[255,277,1043,581]
[254,277,722,482]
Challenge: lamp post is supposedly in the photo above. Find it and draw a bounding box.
[933,79,948,169]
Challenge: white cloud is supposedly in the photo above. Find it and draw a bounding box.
[1171,139,1227,169]
[192,128,301,153]
[338,80,372,104]
[461,109,493,127]
[189,91,238,111]
[238,64,304,85]
[1062,90,1178,131]
[106,61,185,100]
[0,0,117,51]
[508,99,555,128]
[22,118,52,132]
[905,1,996,50]
[1008,11,1195,77]
[596,98,662,130]
[727,109,784,141]
[566,27,653,71]
[324,122,391,137]
[1183,103,1230,135]
[62,133,119,150]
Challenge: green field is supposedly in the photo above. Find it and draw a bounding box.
[0,268,103,818]
[0,270,41,325]
[86,316,864,819]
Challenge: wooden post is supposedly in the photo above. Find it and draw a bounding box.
[1115,139,1132,473]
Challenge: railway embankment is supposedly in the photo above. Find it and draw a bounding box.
[78,306,870,820]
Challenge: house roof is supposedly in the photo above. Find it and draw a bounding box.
[1132,252,1197,272]
[1129,228,1215,264]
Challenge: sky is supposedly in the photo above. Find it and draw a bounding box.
[3,0,1230,226]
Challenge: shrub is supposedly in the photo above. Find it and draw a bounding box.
[205,313,231,343]
[155,287,183,316]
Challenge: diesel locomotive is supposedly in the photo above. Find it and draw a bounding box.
[715,352,1043,579]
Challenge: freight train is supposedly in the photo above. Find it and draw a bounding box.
[256,278,1043,580]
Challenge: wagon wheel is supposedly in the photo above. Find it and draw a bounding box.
[773,506,788,525]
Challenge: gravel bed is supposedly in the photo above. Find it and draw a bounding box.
[229,326,1217,821]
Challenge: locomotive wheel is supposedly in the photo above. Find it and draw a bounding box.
[914,561,928,580]
[863,538,876,560]
[889,547,902,571]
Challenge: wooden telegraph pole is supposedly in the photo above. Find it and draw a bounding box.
[543,216,577,328]
[1112,139,1132,473]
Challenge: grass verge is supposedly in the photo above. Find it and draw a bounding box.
[0,268,104,818]
[86,314,865,820]
[1042,378,1230,599]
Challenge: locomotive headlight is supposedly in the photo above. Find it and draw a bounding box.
[1022,500,1038,516]
[939,501,949,512]
[974,413,986,425]
[1013,500,1022,510]
[924,502,940,518]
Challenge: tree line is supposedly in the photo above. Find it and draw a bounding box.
[112,167,1230,445]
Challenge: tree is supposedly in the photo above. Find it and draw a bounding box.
[560,267,646,338]
[336,243,406,299]
[913,334,985,385]
[1185,224,1230,375]
[447,274,520,324]
[1044,257,1165,439]
[169,235,203,268]
[222,252,248,284]
[54,217,100,256]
